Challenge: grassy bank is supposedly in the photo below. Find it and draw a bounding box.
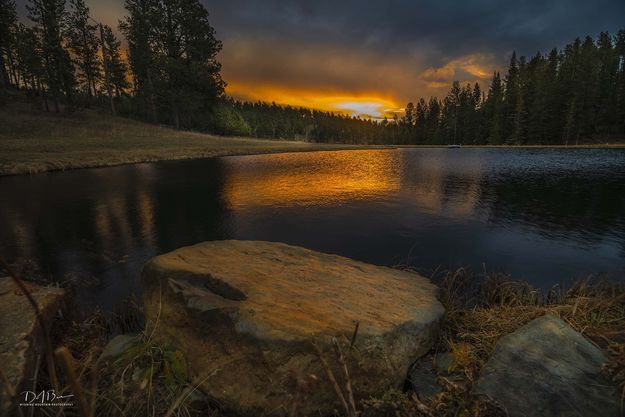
[0,100,384,176]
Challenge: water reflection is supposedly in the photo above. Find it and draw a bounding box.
[399,149,484,218]
[222,150,402,208]
[0,148,623,311]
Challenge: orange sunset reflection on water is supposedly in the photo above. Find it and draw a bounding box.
[221,150,403,208]
[220,149,484,217]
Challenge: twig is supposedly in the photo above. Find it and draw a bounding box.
[0,257,59,391]
[410,392,434,417]
[29,353,41,417]
[349,321,360,350]
[162,369,219,417]
[312,342,350,416]
[88,362,100,417]
[54,346,93,417]
[333,338,357,416]
[146,287,163,345]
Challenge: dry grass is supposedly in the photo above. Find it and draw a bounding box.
[425,269,625,417]
[436,269,625,366]
[0,97,383,176]
[28,298,222,417]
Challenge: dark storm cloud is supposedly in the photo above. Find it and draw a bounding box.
[201,0,625,107]
[205,0,625,65]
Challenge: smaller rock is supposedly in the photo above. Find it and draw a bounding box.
[475,314,620,417]
[406,352,461,402]
[432,352,454,375]
[407,360,441,402]
[0,277,65,415]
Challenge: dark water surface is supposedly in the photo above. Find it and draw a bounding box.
[1,148,624,311]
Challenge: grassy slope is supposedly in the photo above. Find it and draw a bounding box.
[0,100,381,176]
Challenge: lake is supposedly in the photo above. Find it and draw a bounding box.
[1,148,624,311]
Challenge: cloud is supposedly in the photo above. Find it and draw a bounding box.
[222,36,495,107]
[206,0,625,108]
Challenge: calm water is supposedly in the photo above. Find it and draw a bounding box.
[1,148,624,311]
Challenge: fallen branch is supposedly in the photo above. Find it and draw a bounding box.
[54,346,93,417]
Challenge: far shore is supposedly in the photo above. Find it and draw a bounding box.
[1,102,623,177]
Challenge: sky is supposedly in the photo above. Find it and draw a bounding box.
[15,0,625,117]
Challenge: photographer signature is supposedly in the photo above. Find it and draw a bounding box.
[19,390,74,407]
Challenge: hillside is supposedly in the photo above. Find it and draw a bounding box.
[0,98,373,176]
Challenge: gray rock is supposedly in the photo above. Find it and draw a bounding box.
[432,352,454,375]
[407,352,461,402]
[407,359,442,402]
[475,314,620,417]
[0,277,64,415]
[142,240,445,416]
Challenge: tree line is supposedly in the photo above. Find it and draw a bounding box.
[1,0,624,144]
[0,0,224,128]
[419,33,625,146]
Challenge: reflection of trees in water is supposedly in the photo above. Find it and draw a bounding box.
[399,149,625,251]
[480,171,625,245]
[150,160,229,252]
[399,149,484,218]
[0,159,230,304]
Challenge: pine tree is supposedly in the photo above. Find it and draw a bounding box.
[425,97,441,144]
[469,82,482,144]
[27,0,76,112]
[120,0,159,120]
[101,25,128,97]
[67,0,100,99]
[0,0,18,91]
[595,32,619,138]
[14,24,45,99]
[403,102,415,125]
[540,49,560,144]
[483,72,504,144]
[415,98,427,143]
[616,30,625,135]
[559,38,582,145]
[152,0,224,128]
[503,51,523,143]
[575,36,600,142]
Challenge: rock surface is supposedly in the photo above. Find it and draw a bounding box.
[475,314,620,417]
[142,240,445,416]
[0,277,65,414]
[407,352,460,402]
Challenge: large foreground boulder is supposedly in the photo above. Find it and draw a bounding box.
[142,240,444,416]
[475,314,620,417]
[0,277,65,415]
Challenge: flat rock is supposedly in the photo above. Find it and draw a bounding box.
[142,240,445,416]
[475,314,620,417]
[0,277,65,414]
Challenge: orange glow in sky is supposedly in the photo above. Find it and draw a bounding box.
[226,82,405,119]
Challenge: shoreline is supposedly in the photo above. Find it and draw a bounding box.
[0,102,392,177]
[3,141,624,177]
[0,143,394,177]
[2,102,624,177]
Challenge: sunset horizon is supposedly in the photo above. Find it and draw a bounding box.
[12,0,625,117]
